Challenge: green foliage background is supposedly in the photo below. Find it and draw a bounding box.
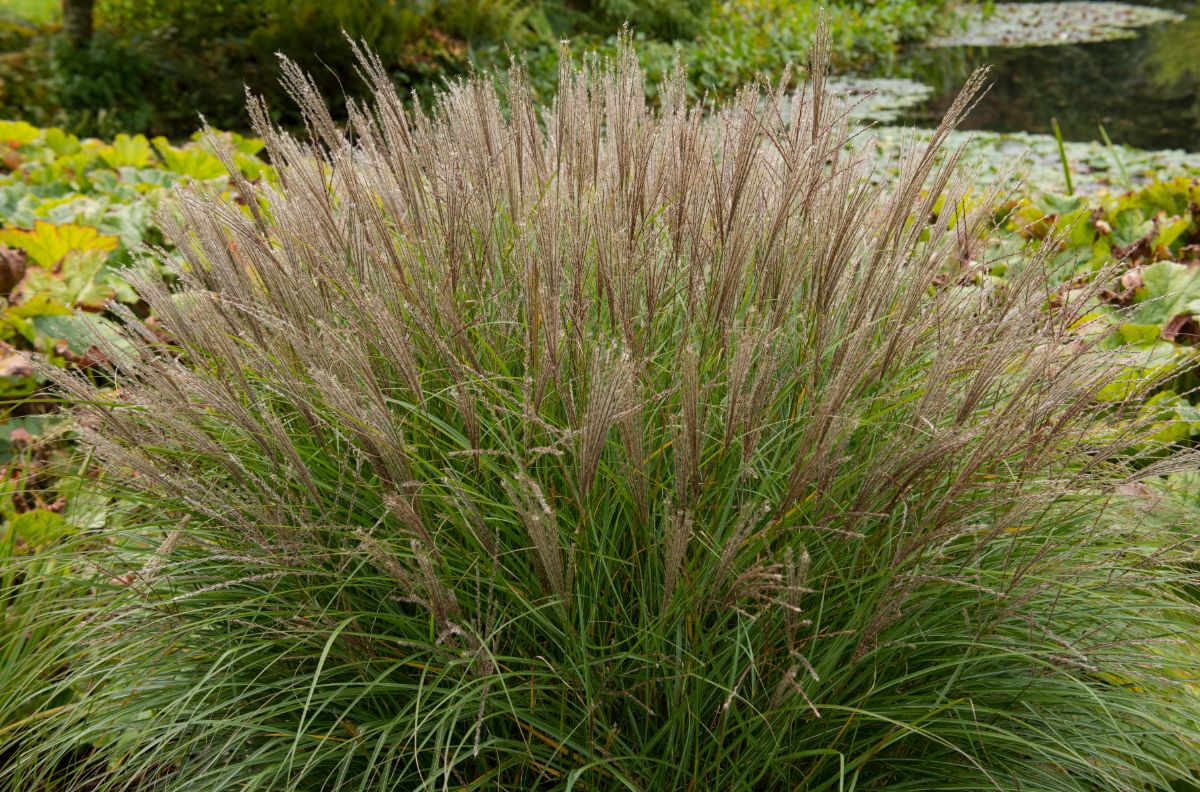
[0,0,954,137]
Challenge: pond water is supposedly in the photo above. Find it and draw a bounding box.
[892,0,1200,152]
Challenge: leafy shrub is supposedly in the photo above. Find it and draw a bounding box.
[690,0,950,96]
[996,178,1200,423]
[562,0,710,39]
[0,0,538,137]
[10,38,1200,791]
[1,29,262,139]
[0,0,958,137]
[0,120,269,508]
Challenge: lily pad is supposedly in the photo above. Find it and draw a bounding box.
[859,126,1200,196]
[929,2,1184,49]
[824,77,935,124]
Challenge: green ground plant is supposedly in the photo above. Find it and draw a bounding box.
[0,517,93,780]
[4,34,1199,791]
[689,0,948,96]
[996,177,1200,428]
[0,120,269,523]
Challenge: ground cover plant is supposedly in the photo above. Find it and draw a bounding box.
[995,177,1200,427]
[0,121,269,507]
[0,128,270,768]
[3,30,1199,790]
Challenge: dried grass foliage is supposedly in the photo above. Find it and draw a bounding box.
[23,28,1200,791]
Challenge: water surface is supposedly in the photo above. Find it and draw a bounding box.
[893,0,1200,152]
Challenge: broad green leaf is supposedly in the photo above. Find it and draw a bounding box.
[1129,178,1192,218]
[58,479,110,531]
[0,120,41,147]
[33,311,132,356]
[99,133,154,169]
[1035,193,1086,216]
[19,250,115,311]
[40,128,81,157]
[1154,215,1191,254]
[1067,208,1097,247]
[1068,310,1111,332]
[5,293,73,320]
[1084,237,1113,270]
[1141,391,1200,445]
[1165,469,1200,499]
[1096,341,1186,401]
[153,138,227,180]
[117,166,178,189]
[2,509,74,549]
[1112,207,1153,249]
[98,200,156,249]
[0,221,118,268]
[1116,323,1161,345]
[1131,261,1200,325]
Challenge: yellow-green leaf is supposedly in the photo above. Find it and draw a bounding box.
[98,133,153,169]
[0,120,41,147]
[2,509,74,549]
[0,221,118,268]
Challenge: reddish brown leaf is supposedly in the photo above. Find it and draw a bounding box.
[0,244,26,294]
[1162,313,1200,345]
[0,351,33,378]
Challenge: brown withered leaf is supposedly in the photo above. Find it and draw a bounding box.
[1179,244,1200,266]
[0,351,33,378]
[1113,227,1156,267]
[1162,313,1200,345]
[0,244,26,294]
[1121,268,1145,291]
[1100,267,1144,306]
[52,340,108,369]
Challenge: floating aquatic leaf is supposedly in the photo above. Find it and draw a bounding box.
[860,127,1200,196]
[929,2,1184,48]
[823,77,934,124]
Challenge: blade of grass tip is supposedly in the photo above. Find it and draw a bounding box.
[1051,117,1074,196]
[1098,123,1132,191]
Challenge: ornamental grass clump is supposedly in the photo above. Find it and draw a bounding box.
[10,34,1200,791]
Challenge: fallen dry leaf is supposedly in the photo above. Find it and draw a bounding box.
[0,351,33,378]
[0,244,26,294]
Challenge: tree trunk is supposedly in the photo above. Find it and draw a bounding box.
[62,0,95,48]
